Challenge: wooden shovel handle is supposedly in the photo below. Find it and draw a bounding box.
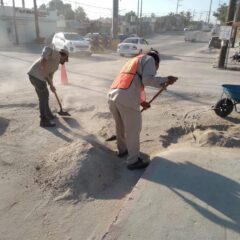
[141,84,169,112]
[53,91,63,111]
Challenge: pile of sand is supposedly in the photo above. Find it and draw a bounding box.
[160,124,240,148]
[178,109,240,147]
[36,140,121,201]
[91,111,115,139]
[194,125,240,147]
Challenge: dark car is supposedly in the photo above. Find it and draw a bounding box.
[118,34,129,42]
[208,37,221,49]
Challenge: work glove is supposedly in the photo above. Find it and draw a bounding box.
[167,76,178,85]
[141,101,151,110]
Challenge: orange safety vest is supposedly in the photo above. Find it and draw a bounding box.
[111,54,146,103]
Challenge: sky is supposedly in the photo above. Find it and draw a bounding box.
[2,0,228,21]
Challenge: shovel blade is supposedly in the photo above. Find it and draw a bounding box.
[58,110,71,116]
[106,135,117,141]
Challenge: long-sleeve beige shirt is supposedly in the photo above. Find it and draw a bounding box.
[108,55,168,111]
[27,46,60,82]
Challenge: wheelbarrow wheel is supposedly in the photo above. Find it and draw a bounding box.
[214,98,234,117]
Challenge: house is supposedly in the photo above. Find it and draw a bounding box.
[0,6,57,46]
[119,16,155,36]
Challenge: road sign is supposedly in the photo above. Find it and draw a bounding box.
[219,26,232,40]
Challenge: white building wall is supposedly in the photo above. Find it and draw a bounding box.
[0,20,11,46]
[0,6,57,46]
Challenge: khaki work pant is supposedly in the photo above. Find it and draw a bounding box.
[108,100,142,164]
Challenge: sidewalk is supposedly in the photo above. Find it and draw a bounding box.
[102,147,240,240]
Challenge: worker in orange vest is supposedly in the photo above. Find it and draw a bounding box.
[108,50,177,170]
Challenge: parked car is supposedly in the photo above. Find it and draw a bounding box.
[118,34,129,42]
[52,32,91,56]
[208,36,221,49]
[83,32,100,42]
[117,37,152,56]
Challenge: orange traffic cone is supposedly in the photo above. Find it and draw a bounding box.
[60,64,68,85]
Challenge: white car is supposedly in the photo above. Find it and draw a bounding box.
[52,32,91,56]
[83,32,100,42]
[117,37,152,56]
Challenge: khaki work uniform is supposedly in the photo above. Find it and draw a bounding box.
[108,55,168,164]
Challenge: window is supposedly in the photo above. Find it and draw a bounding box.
[123,38,138,44]
[139,39,148,45]
[64,34,83,41]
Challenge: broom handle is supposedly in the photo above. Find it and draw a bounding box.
[141,84,169,112]
[53,91,63,111]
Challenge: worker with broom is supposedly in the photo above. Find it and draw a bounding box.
[108,50,177,170]
[27,46,69,127]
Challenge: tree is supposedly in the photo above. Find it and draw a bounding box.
[75,6,87,22]
[181,11,192,26]
[168,11,192,26]
[151,13,156,18]
[62,3,75,20]
[168,12,175,16]
[124,11,137,23]
[39,4,47,10]
[48,0,75,20]
[49,0,64,11]
[213,3,228,24]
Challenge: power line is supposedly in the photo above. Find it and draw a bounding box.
[63,0,111,11]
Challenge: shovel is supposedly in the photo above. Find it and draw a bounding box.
[53,91,71,116]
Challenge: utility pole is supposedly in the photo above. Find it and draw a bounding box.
[1,0,4,6]
[232,0,240,46]
[12,0,19,45]
[205,11,209,22]
[176,0,183,14]
[207,0,213,24]
[22,0,25,8]
[192,9,195,21]
[137,0,140,35]
[112,0,118,39]
[218,0,236,68]
[139,0,143,36]
[33,0,40,41]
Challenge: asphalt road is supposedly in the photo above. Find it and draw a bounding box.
[1,32,240,240]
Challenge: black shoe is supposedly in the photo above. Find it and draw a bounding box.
[40,120,56,127]
[127,158,149,170]
[117,150,128,158]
